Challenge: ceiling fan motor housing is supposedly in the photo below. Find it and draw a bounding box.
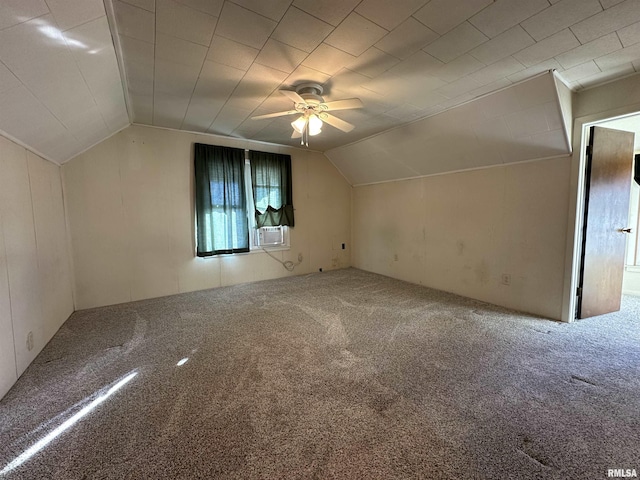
[296,83,324,105]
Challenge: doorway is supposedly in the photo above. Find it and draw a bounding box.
[566,114,640,321]
[595,117,640,301]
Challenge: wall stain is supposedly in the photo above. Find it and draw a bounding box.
[474,260,490,285]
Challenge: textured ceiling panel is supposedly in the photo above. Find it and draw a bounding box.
[4,0,640,163]
[0,0,128,163]
[108,0,640,153]
[325,72,570,185]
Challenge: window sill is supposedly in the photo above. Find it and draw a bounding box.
[197,246,290,259]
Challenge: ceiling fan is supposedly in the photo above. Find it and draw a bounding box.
[251,83,363,146]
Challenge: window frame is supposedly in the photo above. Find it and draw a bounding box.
[194,143,250,257]
[244,155,290,251]
[195,148,291,259]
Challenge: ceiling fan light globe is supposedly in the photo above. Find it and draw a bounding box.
[308,114,323,136]
[291,116,307,134]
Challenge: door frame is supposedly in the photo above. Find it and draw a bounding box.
[561,106,640,322]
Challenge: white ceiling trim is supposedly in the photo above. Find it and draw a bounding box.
[347,153,573,188]
[129,122,325,154]
[103,0,133,124]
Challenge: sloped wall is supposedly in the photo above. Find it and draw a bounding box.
[63,125,351,310]
[326,72,570,185]
[0,134,74,400]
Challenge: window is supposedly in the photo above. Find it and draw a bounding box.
[249,150,294,228]
[194,144,249,257]
[194,144,294,256]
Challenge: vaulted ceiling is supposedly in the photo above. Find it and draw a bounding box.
[0,0,128,163]
[2,0,640,164]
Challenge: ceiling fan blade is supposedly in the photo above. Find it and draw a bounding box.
[321,113,355,133]
[321,98,363,111]
[280,90,306,104]
[251,110,298,120]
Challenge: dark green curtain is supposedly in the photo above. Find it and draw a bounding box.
[249,150,294,228]
[194,143,249,256]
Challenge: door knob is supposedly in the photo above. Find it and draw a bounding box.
[620,228,632,233]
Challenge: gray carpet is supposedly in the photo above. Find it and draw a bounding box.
[0,268,639,479]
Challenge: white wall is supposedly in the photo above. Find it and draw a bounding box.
[623,267,640,295]
[574,73,640,121]
[0,134,74,399]
[351,157,571,320]
[63,125,351,310]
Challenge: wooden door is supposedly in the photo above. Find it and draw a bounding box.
[577,126,635,319]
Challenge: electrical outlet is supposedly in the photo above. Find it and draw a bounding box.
[394,254,398,261]
[298,253,303,262]
[26,331,34,351]
[341,243,346,250]
[501,274,511,285]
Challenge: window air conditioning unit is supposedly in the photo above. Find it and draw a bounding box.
[257,226,285,246]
